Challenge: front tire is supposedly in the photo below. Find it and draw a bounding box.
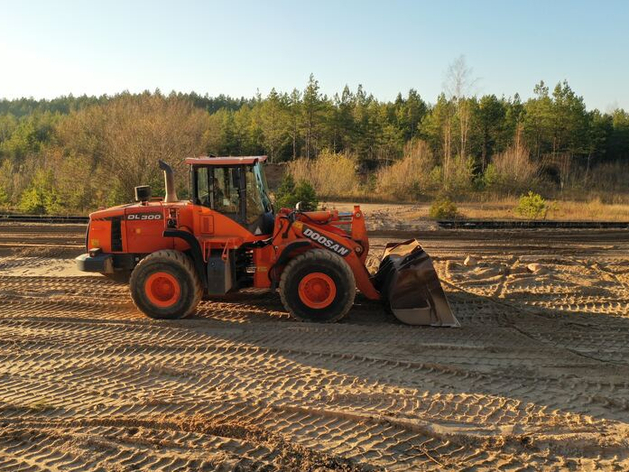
[129,250,202,319]
[279,249,355,322]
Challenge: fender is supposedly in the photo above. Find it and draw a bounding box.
[269,240,312,289]
[163,229,207,288]
[275,240,311,267]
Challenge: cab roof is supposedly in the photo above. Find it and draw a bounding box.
[185,155,267,166]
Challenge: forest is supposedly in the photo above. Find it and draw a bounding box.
[1,67,629,214]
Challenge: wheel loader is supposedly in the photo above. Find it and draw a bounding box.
[76,156,459,326]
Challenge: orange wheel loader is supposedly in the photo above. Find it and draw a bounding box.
[76,156,459,326]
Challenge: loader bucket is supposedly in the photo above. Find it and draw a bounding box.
[373,239,460,327]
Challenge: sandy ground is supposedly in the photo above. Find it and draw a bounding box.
[1,223,629,470]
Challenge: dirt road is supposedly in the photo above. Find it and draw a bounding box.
[1,223,628,470]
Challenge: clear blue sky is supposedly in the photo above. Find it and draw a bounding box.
[0,0,628,110]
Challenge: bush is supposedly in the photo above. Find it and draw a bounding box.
[274,174,318,211]
[274,173,296,209]
[0,193,8,211]
[293,180,318,211]
[0,160,15,206]
[18,169,62,214]
[288,150,358,197]
[487,145,538,193]
[515,191,547,219]
[445,155,475,194]
[0,182,8,209]
[376,139,435,199]
[429,197,458,219]
[482,163,499,189]
[105,179,129,207]
[429,166,443,188]
[587,161,629,193]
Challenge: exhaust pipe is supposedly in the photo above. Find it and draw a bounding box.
[158,160,178,203]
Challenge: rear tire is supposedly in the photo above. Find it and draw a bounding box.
[279,249,355,322]
[129,250,202,319]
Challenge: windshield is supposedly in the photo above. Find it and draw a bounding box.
[245,167,264,224]
[253,162,273,213]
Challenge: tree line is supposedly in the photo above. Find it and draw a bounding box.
[1,68,628,213]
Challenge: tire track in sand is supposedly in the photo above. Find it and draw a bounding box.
[2,248,629,470]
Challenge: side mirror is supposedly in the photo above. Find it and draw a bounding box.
[295,201,303,211]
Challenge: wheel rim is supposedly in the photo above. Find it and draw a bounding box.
[145,272,181,307]
[298,272,336,309]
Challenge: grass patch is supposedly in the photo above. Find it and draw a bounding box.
[457,198,629,221]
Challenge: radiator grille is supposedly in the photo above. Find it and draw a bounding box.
[111,217,123,251]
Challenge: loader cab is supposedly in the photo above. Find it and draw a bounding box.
[188,156,274,235]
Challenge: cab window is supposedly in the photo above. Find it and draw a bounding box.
[194,164,272,232]
[196,167,210,206]
[212,167,240,214]
[195,166,240,215]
